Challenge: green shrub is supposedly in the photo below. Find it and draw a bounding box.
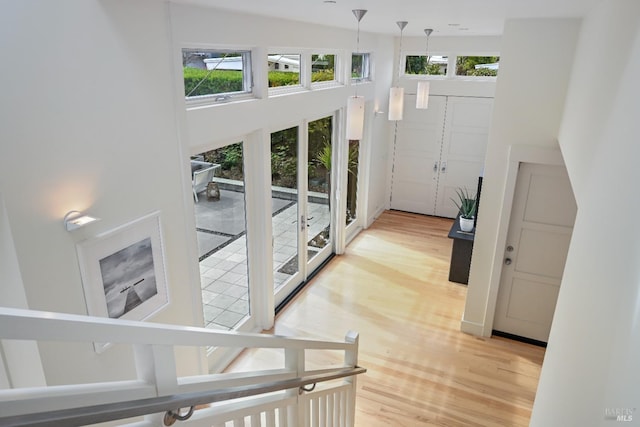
[268,71,300,87]
[311,69,335,82]
[183,68,243,97]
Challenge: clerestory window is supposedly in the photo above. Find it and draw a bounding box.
[182,49,253,102]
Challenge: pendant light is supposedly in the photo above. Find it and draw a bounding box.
[346,9,367,140]
[388,21,408,121]
[416,29,433,109]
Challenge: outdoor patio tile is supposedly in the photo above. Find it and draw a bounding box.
[228,252,247,261]
[202,290,220,304]
[219,271,244,284]
[273,252,290,262]
[231,264,248,275]
[227,299,249,315]
[205,322,227,331]
[203,304,224,323]
[212,310,245,329]
[209,294,237,310]
[202,268,226,280]
[223,285,247,299]
[216,260,240,271]
[201,256,224,268]
[235,276,249,287]
[206,280,233,293]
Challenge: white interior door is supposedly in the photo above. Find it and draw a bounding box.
[435,97,493,218]
[493,163,577,342]
[390,95,446,215]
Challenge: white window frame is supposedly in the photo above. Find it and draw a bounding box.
[310,52,342,89]
[351,52,371,83]
[182,48,254,107]
[452,53,500,81]
[267,51,306,97]
[400,51,450,80]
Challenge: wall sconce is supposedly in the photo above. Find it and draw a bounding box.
[64,210,100,231]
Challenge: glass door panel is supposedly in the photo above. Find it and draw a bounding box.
[272,116,335,306]
[271,127,302,297]
[192,142,251,332]
[307,116,333,270]
[346,140,360,227]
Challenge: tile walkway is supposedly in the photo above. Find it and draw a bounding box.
[197,189,330,331]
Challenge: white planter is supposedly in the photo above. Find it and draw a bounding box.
[459,217,474,232]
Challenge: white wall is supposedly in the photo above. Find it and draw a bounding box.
[531,2,640,424]
[461,18,581,335]
[0,195,46,388]
[0,0,203,384]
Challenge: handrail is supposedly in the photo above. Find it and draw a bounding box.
[0,307,354,351]
[0,366,367,427]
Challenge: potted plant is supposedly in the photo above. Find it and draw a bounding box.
[451,188,477,232]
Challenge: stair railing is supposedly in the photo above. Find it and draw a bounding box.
[0,307,364,427]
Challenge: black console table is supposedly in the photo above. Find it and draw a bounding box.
[447,218,475,284]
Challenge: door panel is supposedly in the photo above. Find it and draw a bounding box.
[494,163,577,342]
[390,95,446,215]
[434,97,493,218]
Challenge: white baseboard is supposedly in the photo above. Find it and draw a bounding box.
[460,319,490,337]
[366,206,385,228]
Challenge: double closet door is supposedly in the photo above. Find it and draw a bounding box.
[391,95,494,218]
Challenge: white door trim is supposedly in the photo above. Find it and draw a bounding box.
[476,144,568,337]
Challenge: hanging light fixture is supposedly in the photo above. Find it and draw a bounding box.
[388,21,408,121]
[346,9,367,140]
[416,28,433,109]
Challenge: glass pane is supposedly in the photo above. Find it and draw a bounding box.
[456,56,500,77]
[182,49,248,98]
[193,143,250,331]
[307,117,332,261]
[271,127,299,291]
[312,54,335,83]
[268,54,301,87]
[405,55,448,75]
[351,53,369,80]
[346,140,360,225]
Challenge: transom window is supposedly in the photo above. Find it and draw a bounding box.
[311,54,336,84]
[455,56,500,77]
[351,53,371,81]
[268,53,301,88]
[182,49,252,101]
[404,55,448,76]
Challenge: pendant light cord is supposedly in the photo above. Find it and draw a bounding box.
[396,27,404,86]
[355,19,361,97]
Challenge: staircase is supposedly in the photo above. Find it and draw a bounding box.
[0,307,364,426]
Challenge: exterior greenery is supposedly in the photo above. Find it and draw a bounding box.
[202,143,244,180]
[184,68,243,97]
[405,56,445,75]
[456,56,499,77]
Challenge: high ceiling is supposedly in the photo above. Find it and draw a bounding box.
[172,0,600,36]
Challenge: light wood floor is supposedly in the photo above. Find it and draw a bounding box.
[228,210,545,426]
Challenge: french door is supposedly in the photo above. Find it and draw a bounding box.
[271,115,334,306]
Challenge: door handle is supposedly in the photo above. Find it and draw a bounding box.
[505,258,512,265]
[433,161,439,173]
[441,162,447,173]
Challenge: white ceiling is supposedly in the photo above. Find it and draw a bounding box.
[172,0,599,37]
